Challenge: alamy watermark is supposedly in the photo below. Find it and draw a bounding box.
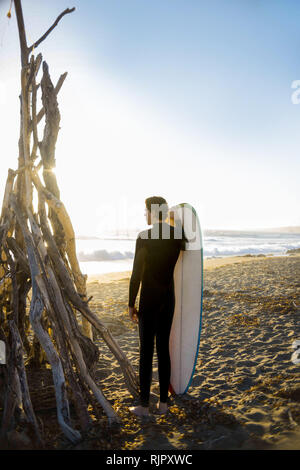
[95,199,201,248]
[106,453,193,466]
[140,203,201,249]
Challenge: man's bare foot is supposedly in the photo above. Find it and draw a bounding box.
[156,402,168,414]
[129,405,149,417]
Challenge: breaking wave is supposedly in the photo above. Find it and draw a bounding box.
[77,238,300,262]
[78,250,134,262]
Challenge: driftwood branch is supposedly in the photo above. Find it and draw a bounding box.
[1,0,140,446]
[38,203,139,398]
[0,169,15,222]
[10,194,81,444]
[14,0,29,66]
[28,8,75,52]
[28,72,68,134]
[27,207,120,424]
[9,320,44,447]
[31,169,93,339]
[30,56,40,160]
[40,61,61,193]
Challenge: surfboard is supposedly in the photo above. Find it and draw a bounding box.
[168,203,203,395]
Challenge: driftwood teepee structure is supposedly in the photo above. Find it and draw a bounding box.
[0,1,138,447]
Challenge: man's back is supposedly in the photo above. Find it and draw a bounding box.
[140,222,183,288]
[129,222,185,311]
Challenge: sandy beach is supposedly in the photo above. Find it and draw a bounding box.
[12,254,299,450]
[50,253,299,451]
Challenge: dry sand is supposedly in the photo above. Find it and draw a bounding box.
[66,253,300,451]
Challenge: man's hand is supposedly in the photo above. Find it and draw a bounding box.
[129,306,138,323]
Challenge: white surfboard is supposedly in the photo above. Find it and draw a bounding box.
[168,203,203,395]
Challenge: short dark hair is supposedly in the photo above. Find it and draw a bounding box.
[145,196,169,221]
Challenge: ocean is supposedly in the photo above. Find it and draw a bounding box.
[76,231,300,276]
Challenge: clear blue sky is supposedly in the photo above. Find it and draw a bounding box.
[0,0,300,234]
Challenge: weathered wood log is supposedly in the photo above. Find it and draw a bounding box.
[0,337,23,440]
[30,279,81,443]
[30,54,41,161]
[0,170,16,223]
[0,172,15,289]
[32,169,93,340]
[1,1,142,446]
[31,270,92,431]
[20,65,33,210]
[37,196,139,398]
[46,320,93,432]
[6,237,30,277]
[36,273,120,424]
[14,0,29,67]
[27,208,121,424]
[9,320,43,447]
[10,194,81,443]
[28,207,97,372]
[3,245,18,324]
[3,238,31,357]
[29,72,68,132]
[40,61,61,198]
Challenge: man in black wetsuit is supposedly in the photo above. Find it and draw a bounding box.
[128,196,185,416]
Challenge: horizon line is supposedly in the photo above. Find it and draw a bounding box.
[76,224,300,239]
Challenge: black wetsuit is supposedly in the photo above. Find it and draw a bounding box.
[129,222,185,407]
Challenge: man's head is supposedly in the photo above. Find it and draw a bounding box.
[145,196,169,225]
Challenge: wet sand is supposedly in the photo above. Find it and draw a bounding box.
[76,254,300,450]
